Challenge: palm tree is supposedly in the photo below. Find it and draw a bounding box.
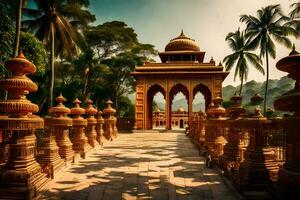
[13,0,23,57]
[22,0,95,108]
[223,29,264,95]
[286,2,300,34]
[240,4,295,115]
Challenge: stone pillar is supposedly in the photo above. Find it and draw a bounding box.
[165,91,171,130]
[112,115,118,138]
[103,99,116,141]
[96,111,105,146]
[0,53,47,199]
[238,107,279,194]
[205,96,227,163]
[0,131,10,164]
[85,99,99,148]
[198,112,207,155]
[47,94,74,163]
[70,98,91,158]
[188,91,193,129]
[221,95,246,176]
[272,46,300,199]
[37,133,65,178]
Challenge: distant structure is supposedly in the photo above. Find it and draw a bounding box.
[132,30,229,130]
[152,107,188,129]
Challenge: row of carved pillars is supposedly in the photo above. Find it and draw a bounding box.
[188,108,298,199]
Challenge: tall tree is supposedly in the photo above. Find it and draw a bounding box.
[84,21,157,108]
[23,0,95,108]
[240,4,294,115]
[13,0,23,57]
[286,1,300,34]
[0,1,14,79]
[223,29,264,95]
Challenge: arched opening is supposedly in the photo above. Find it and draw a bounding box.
[193,84,211,112]
[192,92,205,112]
[179,119,184,128]
[147,84,166,129]
[169,83,189,130]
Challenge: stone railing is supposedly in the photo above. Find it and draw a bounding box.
[187,101,288,198]
[0,53,119,199]
[186,47,300,199]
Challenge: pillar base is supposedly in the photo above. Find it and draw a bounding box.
[238,147,279,192]
[271,167,300,199]
[37,136,66,178]
[0,162,48,199]
[71,127,92,159]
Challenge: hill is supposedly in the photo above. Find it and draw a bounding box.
[223,76,294,110]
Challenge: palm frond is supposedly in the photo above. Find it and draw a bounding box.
[290,2,300,18]
[267,36,276,58]
[245,52,265,75]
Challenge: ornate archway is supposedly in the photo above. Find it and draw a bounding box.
[132,31,229,130]
[168,83,189,129]
[193,84,212,111]
[146,84,166,129]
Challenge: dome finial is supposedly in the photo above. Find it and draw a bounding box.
[180,29,184,36]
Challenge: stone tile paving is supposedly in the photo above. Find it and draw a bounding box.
[39,131,238,200]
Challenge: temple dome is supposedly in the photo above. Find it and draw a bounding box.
[178,107,185,113]
[165,30,200,52]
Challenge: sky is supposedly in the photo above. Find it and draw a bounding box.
[89,0,299,87]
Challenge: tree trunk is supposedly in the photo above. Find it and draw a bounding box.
[49,23,55,109]
[82,67,90,103]
[239,77,244,96]
[13,0,22,57]
[264,50,269,116]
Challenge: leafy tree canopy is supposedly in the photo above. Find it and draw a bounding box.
[20,32,47,75]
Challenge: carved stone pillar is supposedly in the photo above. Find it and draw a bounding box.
[272,46,300,199]
[165,91,171,130]
[85,99,99,148]
[0,53,47,198]
[96,111,105,146]
[221,95,246,175]
[112,115,118,138]
[37,133,65,178]
[198,112,207,155]
[205,96,227,163]
[103,99,116,141]
[47,94,74,163]
[238,107,279,194]
[70,98,91,158]
[0,130,10,164]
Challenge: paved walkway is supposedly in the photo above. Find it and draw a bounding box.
[40,131,237,200]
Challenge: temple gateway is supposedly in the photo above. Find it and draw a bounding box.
[132,31,229,130]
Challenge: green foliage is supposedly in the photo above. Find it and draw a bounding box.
[0,2,14,79]
[81,21,157,113]
[20,32,47,75]
[223,29,264,95]
[286,2,300,34]
[240,4,295,114]
[222,101,234,109]
[86,21,138,59]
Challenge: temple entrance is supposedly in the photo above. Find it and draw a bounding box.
[132,31,229,130]
[152,91,166,130]
[179,119,184,128]
[147,84,166,129]
[170,84,189,130]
